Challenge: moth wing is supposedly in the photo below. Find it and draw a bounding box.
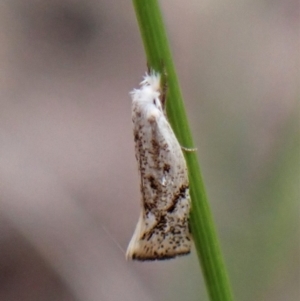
[126,108,191,260]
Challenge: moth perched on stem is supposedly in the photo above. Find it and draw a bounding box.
[126,71,192,261]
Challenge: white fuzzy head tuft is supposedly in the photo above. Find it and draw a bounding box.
[130,71,162,106]
[140,71,161,92]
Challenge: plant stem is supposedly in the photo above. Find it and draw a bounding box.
[132,1,234,301]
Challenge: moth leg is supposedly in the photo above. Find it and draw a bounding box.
[160,64,168,110]
[181,146,198,152]
[161,77,168,110]
[146,62,151,74]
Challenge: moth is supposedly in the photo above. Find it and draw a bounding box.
[126,71,192,261]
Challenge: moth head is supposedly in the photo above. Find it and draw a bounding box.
[131,73,161,104]
[130,86,160,103]
[141,71,161,92]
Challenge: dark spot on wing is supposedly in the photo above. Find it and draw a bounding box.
[133,130,139,142]
[163,163,171,173]
[151,139,160,157]
[167,184,189,213]
[148,175,158,190]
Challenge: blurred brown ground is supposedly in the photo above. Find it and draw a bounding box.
[0,1,299,301]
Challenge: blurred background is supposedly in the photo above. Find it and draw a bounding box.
[0,0,299,300]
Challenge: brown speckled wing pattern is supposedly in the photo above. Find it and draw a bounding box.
[126,73,191,261]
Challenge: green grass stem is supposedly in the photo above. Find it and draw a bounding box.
[132,1,234,301]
